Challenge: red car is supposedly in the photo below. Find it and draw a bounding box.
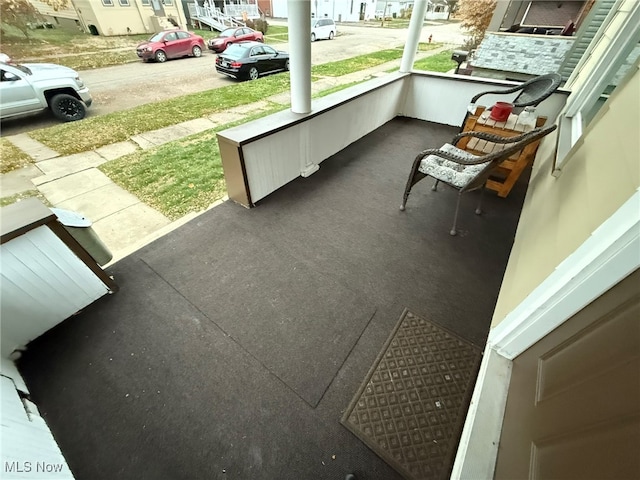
[207,27,264,53]
[136,30,205,63]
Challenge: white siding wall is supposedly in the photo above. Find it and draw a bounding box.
[1,226,109,358]
[401,73,568,128]
[1,371,74,479]
[228,75,407,203]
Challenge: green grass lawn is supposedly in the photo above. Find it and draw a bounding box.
[311,49,404,76]
[0,138,33,174]
[100,105,286,219]
[1,24,147,67]
[412,50,458,73]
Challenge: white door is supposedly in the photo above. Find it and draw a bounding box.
[495,269,640,479]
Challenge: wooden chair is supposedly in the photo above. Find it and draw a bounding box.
[400,125,557,235]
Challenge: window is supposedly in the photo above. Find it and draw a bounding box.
[141,0,150,4]
[176,31,190,39]
[553,3,640,175]
[119,0,130,5]
[164,32,177,41]
[263,45,276,55]
[102,0,114,5]
[162,0,173,5]
[250,46,265,56]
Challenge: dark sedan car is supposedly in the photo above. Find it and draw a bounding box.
[215,42,289,81]
[136,29,205,63]
[207,27,264,53]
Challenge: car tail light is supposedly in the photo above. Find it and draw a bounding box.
[231,62,242,68]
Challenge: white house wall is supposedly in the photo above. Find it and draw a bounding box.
[270,0,374,21]
[401,73,568,128]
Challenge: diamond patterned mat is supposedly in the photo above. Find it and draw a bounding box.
[341,309,482,480]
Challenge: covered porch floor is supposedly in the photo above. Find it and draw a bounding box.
[18,117,530,479]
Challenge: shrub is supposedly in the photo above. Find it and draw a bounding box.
[245,18,269,35]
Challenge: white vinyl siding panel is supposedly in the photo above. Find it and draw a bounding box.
[0,226,109,357]
[1,376,75,479]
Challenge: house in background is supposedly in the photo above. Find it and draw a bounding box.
[468,0,632,81]
[424,0,449,20]
[29,0,188,36]
[489,0,592,33]
[267,0,377,22]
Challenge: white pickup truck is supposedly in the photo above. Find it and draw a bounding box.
[0,61,92,122]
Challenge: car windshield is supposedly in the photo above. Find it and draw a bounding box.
[218,28,235,38]
[7,63,31,75]
[148,32,165,42]
[222,44,248,59]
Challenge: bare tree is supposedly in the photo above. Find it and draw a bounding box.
[457,0,496,51]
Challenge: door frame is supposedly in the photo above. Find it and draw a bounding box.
[451,189,640,479]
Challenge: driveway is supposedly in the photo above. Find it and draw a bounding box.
[0,21,465,136]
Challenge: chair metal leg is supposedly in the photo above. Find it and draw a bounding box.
[432,179,439,191]
[450,192,462,236]
[475,184,486,215]
[400,156,427,211]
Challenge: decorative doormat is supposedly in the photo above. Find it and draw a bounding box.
[341,309,482,480]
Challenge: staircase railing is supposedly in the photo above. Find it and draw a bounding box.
[188,3,245,31]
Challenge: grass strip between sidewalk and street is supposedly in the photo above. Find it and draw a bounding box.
[387,50,457,73]
[29,75,291,155]
[99,105,287,220]
[0,138,33,174]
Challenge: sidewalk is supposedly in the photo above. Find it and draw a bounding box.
[1,49,452,264]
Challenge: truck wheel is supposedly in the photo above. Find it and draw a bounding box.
[50,94,86,122]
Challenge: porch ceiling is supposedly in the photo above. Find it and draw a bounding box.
[17,117,530,479]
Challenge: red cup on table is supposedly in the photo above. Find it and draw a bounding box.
[489,102,514,122]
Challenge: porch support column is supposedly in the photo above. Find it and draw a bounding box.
[400,0,428,73]
[288,0,312,114]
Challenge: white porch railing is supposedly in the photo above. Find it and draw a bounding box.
[188,2,244,31]
[216,72,569,208]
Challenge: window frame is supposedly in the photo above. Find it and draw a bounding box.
[553,3,640,176]
[118,0,130,6]
[102,0,114,6]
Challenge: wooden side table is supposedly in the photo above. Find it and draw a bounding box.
[460,106,547,198]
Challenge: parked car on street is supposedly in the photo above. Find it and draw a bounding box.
[136,30,205,63]
[311,18,337,41]
[0,61,92,122]
[207,27,264,53]
[215,41,289,81]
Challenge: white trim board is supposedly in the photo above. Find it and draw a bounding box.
[452,188,640,479]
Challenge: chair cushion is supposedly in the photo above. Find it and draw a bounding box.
[418,143,490,189]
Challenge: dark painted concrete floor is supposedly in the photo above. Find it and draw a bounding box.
[18,117,529,480]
